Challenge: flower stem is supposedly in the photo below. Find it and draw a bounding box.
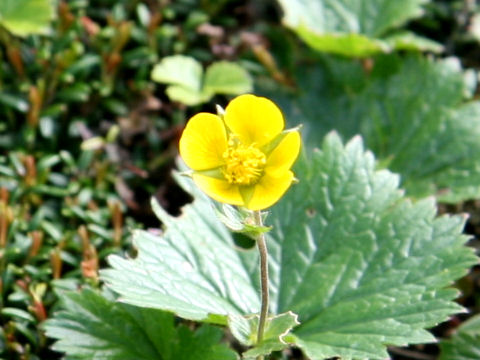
[254,210,269,360]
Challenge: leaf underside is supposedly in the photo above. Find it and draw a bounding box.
[276,0,440,57]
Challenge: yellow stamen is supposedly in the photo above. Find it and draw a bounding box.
[223,137,266,185]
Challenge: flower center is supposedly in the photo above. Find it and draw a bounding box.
[222,138,266,185]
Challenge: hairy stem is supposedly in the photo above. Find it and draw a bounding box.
[254,210,269,360]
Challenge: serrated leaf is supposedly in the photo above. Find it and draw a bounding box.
[151,55,203,92]
[0,0,54,37]
[101,194,261,322]
[44,289,238,360]
[102,132,477,359]
[439,315,480,360]
[261,55,480,202]
[229,312,299,358]
[278,0,432,57]
[263,133,477,359]
[203,62,253,95]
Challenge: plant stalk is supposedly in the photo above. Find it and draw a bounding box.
[254,210,269,360]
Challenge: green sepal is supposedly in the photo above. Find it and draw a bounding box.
[192,167,225,180]
[239,185,255,208]
[261,125,302,157]
[229,311,299,358]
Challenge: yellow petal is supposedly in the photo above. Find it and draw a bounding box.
[179,113,227,171]
[245,171,294,211]
[192,174,243,206]
[265,131,301,177]
[224,94,284,146]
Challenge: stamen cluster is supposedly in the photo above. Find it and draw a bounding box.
[223,138,266,185]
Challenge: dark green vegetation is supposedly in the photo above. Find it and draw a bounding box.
[1,0,480,359]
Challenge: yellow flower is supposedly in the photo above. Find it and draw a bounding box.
[179,94,301,211]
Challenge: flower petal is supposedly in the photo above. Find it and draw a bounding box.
[265,131,301,177]
[179,113,227,171]
[192,174,243,206]
[245,171,294,210]
[224,94,284,146]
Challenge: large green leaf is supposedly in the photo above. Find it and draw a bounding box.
[102,133,477,359]
[44,289,238,360]
[277,0,441,57]
[260,55,480,202]
[265,134,476,359]
[0,0,54,37]
[439,314,480,360]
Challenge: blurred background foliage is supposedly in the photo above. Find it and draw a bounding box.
[1,0,480,359]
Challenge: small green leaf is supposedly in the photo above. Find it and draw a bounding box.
[229,312,299,358]
[1,307,35,323]
[166,85,212,106]
[439,315,480,360]
[295,26,389,57]
[203,61,253,95]
[0,0,54,37]
[44,289,238,360]
[151,55,203,92]
[214,203,271,238]
[57,83,91,102]
[384,31,444,53]
[0,92,29,112]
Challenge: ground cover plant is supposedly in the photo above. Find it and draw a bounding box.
[1,0,480,359]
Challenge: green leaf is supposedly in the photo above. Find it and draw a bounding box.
[203,61,253,95]
[0,0,54,37]
[439,315,480,360]
[102,133,477,359]
[277,0,434,57]
[265,134,477,359]
[44,289,238,360]
[295,25,389,57]
[151,57,252,105]
[0,92,29,112]
[1,307,35,323]
[166,85,212,106]
[229,312,299,358]
[101,193,261,323]
[261,55,480,202]
[384,31,443,53]
[151,55,203,92]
